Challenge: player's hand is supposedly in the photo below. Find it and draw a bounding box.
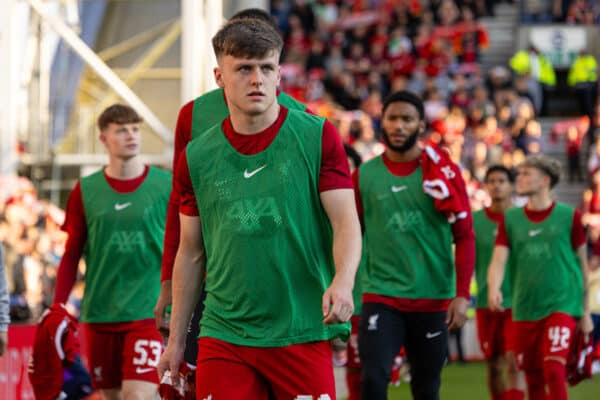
[488,289,504,312]
[154,280,172,332]
[322,276,354,325]
[0,331,7,356]
[578,312,594,335]
[157,341,185,387]
[446,297,469,331]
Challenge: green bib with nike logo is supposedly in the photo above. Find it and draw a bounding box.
[186,109,349,346]
[504,204,583,321]
[358,156,455,299]
[79,167,171,322]
[473,209,512,309]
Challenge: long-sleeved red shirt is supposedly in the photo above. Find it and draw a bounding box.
[352,153,475,312]
[53,167,150,305]
[161,102,350,280]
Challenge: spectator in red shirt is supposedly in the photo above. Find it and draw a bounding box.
[566,125,585,183]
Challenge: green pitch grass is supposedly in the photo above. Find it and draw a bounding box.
[346,362,600,399]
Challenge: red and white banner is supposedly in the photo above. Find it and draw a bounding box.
[0,325,36,400]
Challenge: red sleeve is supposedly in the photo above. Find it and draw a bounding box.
[351,169,364,229]
[452,215,475,299]
[53,184,87,305]
[319,120,353,192]
[161,101,194,281]
[571,209,587,249]
[494,214,510,248]
[175,151,199,217]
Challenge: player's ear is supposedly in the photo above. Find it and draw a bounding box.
[99,131,106,144]
[276,65,281,87]
[214,67,224,88]
[418,120,426,135]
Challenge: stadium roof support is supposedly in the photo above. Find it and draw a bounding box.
[28,0,173,144]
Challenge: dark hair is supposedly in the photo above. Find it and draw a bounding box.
[230,8,276,29]
[484,165,515,183]
[212,18,283,60]
[97,104,142,131]
[382,90,425,120]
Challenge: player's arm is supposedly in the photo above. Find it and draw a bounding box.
[158,213,206,385]
[155,101,193,330]
[170,213,205,345]
[320,189,362,324]
[318,120,362,324]
[446,161,475,330]
[158,151,205,385]
[487,245,510,312]
[53,183,87,305]
[576,243,594,335]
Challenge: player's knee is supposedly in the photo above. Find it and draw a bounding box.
[506,357,521,378]
[488,358,504,378]
[99,389,122,400]
[121,380,158,400]
[361,363,391,387]
[410,380,440,400]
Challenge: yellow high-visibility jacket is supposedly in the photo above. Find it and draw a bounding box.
[568,54,598,86]
[510,50,556,86]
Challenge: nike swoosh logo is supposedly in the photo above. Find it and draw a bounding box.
[135,367,155,374]
[528,229,542,237]
[391,185,407,193]
[426,331,442,339]
[243,165,267,179]
[114,202,132,211]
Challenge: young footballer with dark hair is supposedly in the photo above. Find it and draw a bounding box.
[354,90,475,400]
[158,18,361,399]
[473,165,525,400]
[45,104,171,400]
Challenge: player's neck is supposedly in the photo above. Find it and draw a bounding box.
[526,191,553,211]
[229,103,280,135]
[489,198,511,213]
[105,156,145,180]
[385,145,421,163]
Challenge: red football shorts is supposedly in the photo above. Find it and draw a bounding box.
[476,308,515,359]
[195,337,336,399]
[83,319,162,389]
[512,312,577,372]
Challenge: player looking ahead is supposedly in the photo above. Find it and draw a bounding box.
[48,104,171,400]
[473,165,525,400]
[158,18,362,399]
[153,8,309,370]
[488,155,593,400]
[354,90,475,400]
